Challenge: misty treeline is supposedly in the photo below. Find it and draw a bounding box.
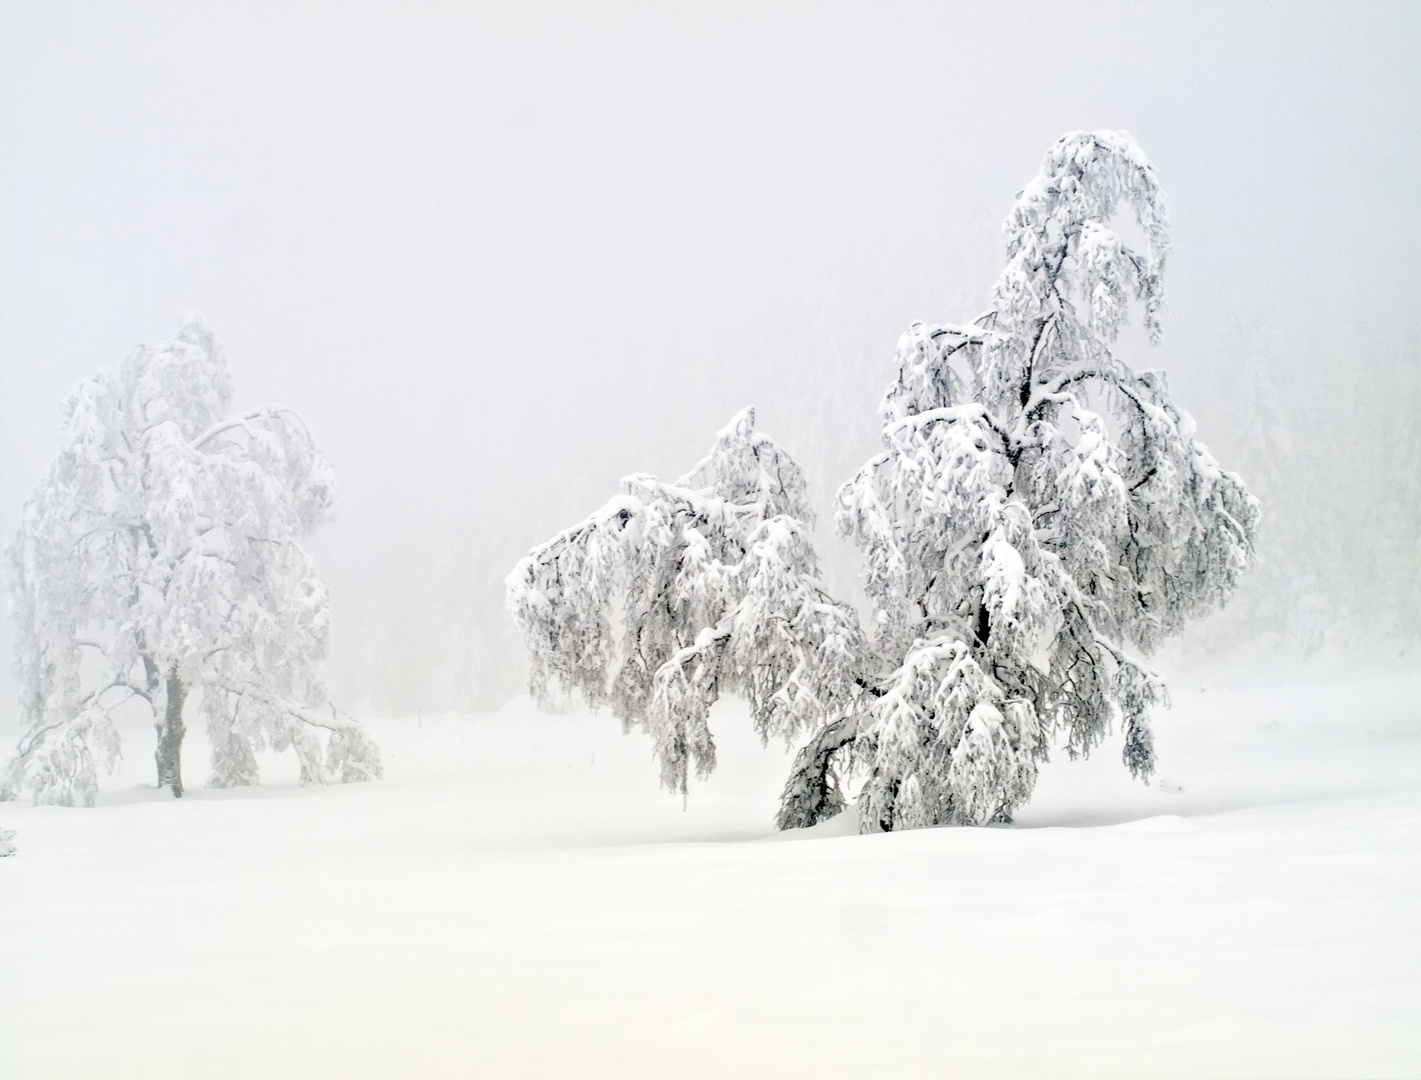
[1184,316,1420,655]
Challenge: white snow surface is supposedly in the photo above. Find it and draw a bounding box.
[2,672,1419,1078]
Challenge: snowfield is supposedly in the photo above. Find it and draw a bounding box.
[2,669,1419,1079]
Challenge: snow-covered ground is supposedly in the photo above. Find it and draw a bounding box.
[3,669,1419,1079]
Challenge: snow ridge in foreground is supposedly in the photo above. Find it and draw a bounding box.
[1,675,1418,1078]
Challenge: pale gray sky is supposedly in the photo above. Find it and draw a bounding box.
[2,2,1417,718]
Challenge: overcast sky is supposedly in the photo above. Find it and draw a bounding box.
[1,2,1416,718]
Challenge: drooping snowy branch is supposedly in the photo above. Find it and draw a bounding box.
[507,408,867,799]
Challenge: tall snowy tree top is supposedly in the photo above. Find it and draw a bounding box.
[984,129,1169,415]
[875,136,1168,428]
[846,130,1253,657]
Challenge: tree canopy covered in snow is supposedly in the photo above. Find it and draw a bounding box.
[507,408,866,799]
[514,131,1257,832]
[2,316,381,805]
[832,130,1258,830]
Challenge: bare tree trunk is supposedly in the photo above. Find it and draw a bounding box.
[155,667,186,797]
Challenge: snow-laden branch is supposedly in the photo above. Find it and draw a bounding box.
[191,405,312,451]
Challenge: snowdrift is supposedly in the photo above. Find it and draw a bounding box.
[2,672,1419,1078]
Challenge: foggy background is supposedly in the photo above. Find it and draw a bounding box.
[1,1,1416,729]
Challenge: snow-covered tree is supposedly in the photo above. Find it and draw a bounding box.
[507,408,866,798]
[2,316,381,806]
[830,130,1258,830]
[508,132,1256,833]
